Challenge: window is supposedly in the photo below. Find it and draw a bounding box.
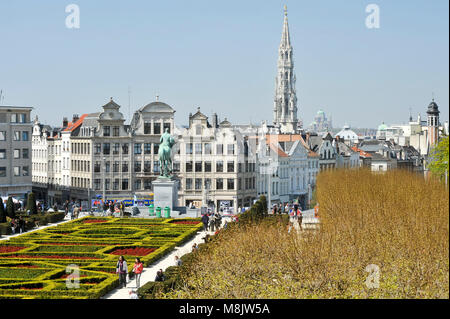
[135,179,142,190]
[19,114,26,123]
[134,143,142,155]
[186,161,193,172]
[122,179,129,190]
[0,131,5,141]
[195,178,202,190]
[0,149,5,159]
[94,144,101,154]
[216,160,223,172]
[113,126,120,136]
[105,179,110,190]
[216,178,223,190]
[173,161,180,172]
[186,143,193,155]
[113,143,120,155]
[122,143,129,155]
[195,125,202,135]
[144,122,151,134]
[144,179,152,190]
[154,123,161,135]
[186,178,192,190]
[103,143,110,155]
[204,143,211,154]
[103,126,110,136]
[113,179,119,190]
[195,161,202,172]
[144,143,152,154]
[10,114,17,123]
[204,178,211,190]
[13,166,20,176]
[22,131,29,141]
[122,161,128,172]
[134,162,141,172]
[105,161,110,173]
[154,144,159,155]
[13,131,20,141]
[144,161,151,172]
[23,166,29,176]
[204,161,212,172]
[153,161,160,173]
[195,143,202,154]
[227,161,235,172]
[22,149,29,159]
[14,149,20,159]
[238,178,242,190]
[94,179,101,190]
[163,123,171,133]
[227,178,235,190]
[227,144,235,155]
[0,167,6,177]
[94,162,101,173]
[216,144,223,155]
[113,161,119,172]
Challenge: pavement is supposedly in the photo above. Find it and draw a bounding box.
[102,228,217,299]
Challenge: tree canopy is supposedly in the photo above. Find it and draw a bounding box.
[427,136,449,181]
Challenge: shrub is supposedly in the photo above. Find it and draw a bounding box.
[6,197,15,219]
[0,201,6,223]
[26,193,37,215]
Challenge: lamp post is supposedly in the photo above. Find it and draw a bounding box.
[102,157,106,206]
[267,158,272,213]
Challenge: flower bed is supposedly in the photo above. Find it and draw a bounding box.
[0,216,202,299]
[109,247,156,256]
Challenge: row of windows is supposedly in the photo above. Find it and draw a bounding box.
[94,179,129,191]
[71,160,91,173]
[0,166,29,177]
[102,126,121,137]
[185,177,256,191]
[71,142,90,155]
[0,131,29,141]
[0,113,28,123]
[185,143,235,155]
[143,122,171,135]
[0,148,29,160]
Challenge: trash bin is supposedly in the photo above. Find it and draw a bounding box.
[164,206,171,218]
[149,204,154,216]
[156,206,162,218]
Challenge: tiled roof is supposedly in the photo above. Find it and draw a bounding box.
[351,146,372,158]
[63,114,88,132]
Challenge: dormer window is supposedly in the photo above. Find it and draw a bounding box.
[195,125,202,135]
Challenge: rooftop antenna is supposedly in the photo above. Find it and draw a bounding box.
[432,92,435,102]
[409,107,413,122]
[0,90,3,105]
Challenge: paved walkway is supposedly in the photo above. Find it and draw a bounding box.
[102,228,216,299]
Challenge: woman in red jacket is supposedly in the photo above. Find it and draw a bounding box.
[133,257,144,288]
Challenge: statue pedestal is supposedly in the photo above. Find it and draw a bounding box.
[152,177,178,211]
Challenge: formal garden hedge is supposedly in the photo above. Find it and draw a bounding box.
[0,212,66,235]
[0,217,202,299]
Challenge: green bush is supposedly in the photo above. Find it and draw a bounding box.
[26,193,37,215]
[0,201,6,223]
[6,197,15,219]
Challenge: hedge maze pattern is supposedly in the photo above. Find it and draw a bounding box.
[0,217,202,299]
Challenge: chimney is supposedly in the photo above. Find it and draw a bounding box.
[63,117,68,128]
[73,114,79,123]
[212,113,218,128]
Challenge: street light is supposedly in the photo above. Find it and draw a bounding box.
[267,158,272,213]
[102,157,106,206]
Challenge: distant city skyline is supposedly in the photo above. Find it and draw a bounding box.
[0,0,448,129]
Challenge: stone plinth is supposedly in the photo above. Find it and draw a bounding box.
[152,177,178,211]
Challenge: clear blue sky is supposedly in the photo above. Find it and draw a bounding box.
[0,0,448,128]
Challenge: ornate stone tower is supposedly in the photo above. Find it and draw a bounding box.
[273,6,298,134]
[427,98,440,148]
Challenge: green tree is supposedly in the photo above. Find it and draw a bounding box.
[27,192,38,214]
[427,136,449,182]
[6,196,15,219]
[0,199,6,223]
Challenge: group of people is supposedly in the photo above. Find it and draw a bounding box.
[288,203,303,232]
[102,200,125,217]
[116,256,144,289]
[201,211,223,232]
[10,216,26,234]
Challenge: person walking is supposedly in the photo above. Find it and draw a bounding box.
[116,255,128,288]
[201,213,209,232]
[18,216,25,233]
[174,255,182,267]
[209,213,216,232]
[296,205,303,231]
[132,257,144,289]
[64,200,69,217]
